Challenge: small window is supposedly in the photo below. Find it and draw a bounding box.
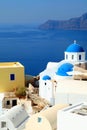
[10,74,15,80]
[66,54,68,59]
[45,82,46,85]
[38,117,42,123]
[72,55,74,59]
[79,55,81,60]
[12,99,17,106]
[6,100,10,105]
[1,122,6,128]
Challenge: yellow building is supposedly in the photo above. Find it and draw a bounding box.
[0,62,25,92]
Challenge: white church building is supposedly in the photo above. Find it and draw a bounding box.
[39,41,87,105]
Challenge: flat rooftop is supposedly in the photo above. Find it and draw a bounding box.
[0,62,24,68]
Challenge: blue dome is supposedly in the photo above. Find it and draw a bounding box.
[42,75,51,80]
[56,63,73,76]
[65,43,84,52]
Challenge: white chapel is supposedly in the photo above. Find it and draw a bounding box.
[39,41,87,105]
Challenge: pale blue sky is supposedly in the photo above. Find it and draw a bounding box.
[0,0,87,24]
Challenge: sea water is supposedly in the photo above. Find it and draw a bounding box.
[0,24,87,75]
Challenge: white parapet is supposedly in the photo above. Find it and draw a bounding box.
[57,102,87,130]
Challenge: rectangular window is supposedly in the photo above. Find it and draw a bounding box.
[10,74,15,80]
[72,55,74,59]
[79,55,81,60]
[12,100,17,106]
[6,100,10,105]
[66,54,68,59]
[1,122,6,128]
[38,117,42,123]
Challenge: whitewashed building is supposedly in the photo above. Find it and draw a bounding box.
[57,102,87,130]
[39,41,87,105]
[0,105,29,130]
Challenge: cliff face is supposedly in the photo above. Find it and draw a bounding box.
[39,13,87,30]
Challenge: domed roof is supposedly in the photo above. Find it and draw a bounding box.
[65,41,84,52]
[42,75,51,80]
[56,63,73,76]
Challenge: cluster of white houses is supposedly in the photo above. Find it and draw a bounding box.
[0,41,87,130]
[39,41,87,106]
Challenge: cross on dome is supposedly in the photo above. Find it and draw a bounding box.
[74,40,76,44]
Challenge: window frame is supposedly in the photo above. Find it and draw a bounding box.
[79,55,81,60]
[38,117,42,123]
[72,55,74,60]
[10,74,15,81]
[6,100,10,105]
[66,54,68,59]
[1,121,6,128]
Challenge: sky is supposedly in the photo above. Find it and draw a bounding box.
[0,0,87,24]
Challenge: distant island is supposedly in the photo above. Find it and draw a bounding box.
[39,13,87,30]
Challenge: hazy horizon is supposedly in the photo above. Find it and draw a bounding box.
[0,0,87,24]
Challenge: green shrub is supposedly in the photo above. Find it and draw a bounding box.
[15,86,26,98]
